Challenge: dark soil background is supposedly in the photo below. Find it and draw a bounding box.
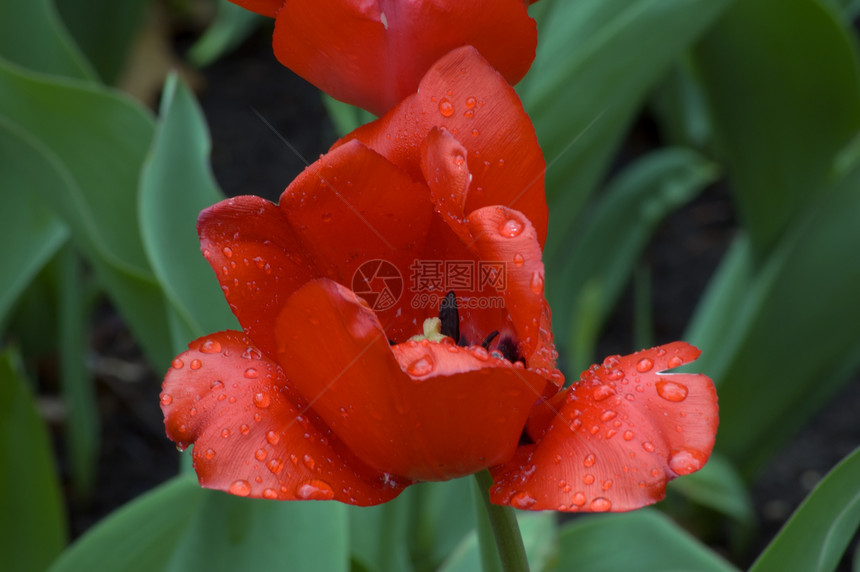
[52,22,860,570]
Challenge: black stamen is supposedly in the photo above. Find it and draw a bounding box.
[438,291,460,342]
[497,337,523,364]
[481,330,499,349]
[388,339,396,346]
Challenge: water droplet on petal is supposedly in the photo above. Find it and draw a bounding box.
[656,380,689,402]
[529,272,544,295]
[590,497,611,512]
[465,96,477,109]
[222,247,233,258]
[500,218,524,238]
[190,359,202,370]
[171,358,184,369]
[600,410,617,422]
[513,253,525,266]
[160,394,173,406]
[583,454,595,468]
[572,492,586,506]
[636,358,653,372]
[255,448,267,461]
[296,480,335,500]
[200,339,221,354]
[669,448,707,475]
[221,429,230,438]
[254,392,271,408]
[210,379,224,390]
[642,441,655,453]
[406,355,434,377]
[266,431,280,445]
[583,474,595,485]
[244,368,259,379]
[229,480,250,496]
[262,488,278,499]
[302,454,316,470]
[439,98,454,117]
[510,491,537,509]
[321,212,332,222]
[668,355,684,368]
[623,430,635,441]
[267,458,284,474]
[592,385,614,401]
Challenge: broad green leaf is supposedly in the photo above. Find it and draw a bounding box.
[750,447,860,572]
[668,453,755,525]
[165,492,349,572]
[54,0,148,83]
[521,0,732,263]
[547,148,717,370]
[140,74,238,340]
[188,0,264,68]
[348,497,413,572]
[324,94,377,137]
[51,476,205,572]
[438,513,557,572]
[555,509,737,572]
[689,163,860,477]
[0,136,68,326]
[0,348,67,572]
[0,0,95,80]
[694,0,860,255]
[0,59,173,366]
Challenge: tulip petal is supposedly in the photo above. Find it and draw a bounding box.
[272,1,536,116]
[161,330,408,505]
[278,139,433,342]
[420,127,471,242]
[228,0,283,17]
[489,342,718,512]
[467,206,561,388]
[198,196,315,357]
[273,279,548,481]
[343,46,547,244]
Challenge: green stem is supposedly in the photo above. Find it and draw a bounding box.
[473,471,530,572]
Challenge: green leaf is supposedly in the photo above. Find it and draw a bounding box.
[323,94,377,137]
[521,0,732,262]
[165,492,349,572]
[0,59,174,366]
[0,145,68,326]
[693,0,860,255]
[750,447,860,572]
[689,163,860,477]
[51,476,205,572]
[555,509,737,572]
[547,148,717,370]
[54,0,148,84]
[0,348,67,571]
[0,0,95,80]
[188,0,264,68]
[140,74,238,341]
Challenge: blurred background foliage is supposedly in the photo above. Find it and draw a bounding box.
[1,0,859,570]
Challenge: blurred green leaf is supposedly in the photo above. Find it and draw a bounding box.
[140,74,238,342]
[668,452,756,525]
[54,0,148,84]
[0,134,68,326]
[165,492,349,572]
[694,0,860,255]
[689,162,860,477]
[0,0,95,80]
[0,59,174,366]
[548,147,717,371]
[323,94,377,137]
[188,0,264,68]
[0,348,67,571]
[750,447,860,572]
[51,475,205,571]
[348,497,413,572]
[521,0,731,262]
[555,509,737,572]
[439,512,557,572]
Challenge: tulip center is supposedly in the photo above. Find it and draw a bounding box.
[409,317,448,343]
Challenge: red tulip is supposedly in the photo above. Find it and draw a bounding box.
[226,0,540,116]
[160,47,718,510]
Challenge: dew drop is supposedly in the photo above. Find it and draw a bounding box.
[406,356,434,377]
[200,339,222,354]
[190,359,202,370]
[623,430,635,441]
[267,458,284,474]
[302,454,316,470]
[656,380,689,402]
[583,474,595,485]
[262,488,278,499]
[592,385,614,401]
[500,218,524,238]
[244,368,259,379]
[296,480,335,500]
[636,358,653,372]
[240,423,250,435]
[254,392,271,408]
[600,410,617,422]
[171,358,184,369]
[583,454,595,468]
[642,441,655,453]
[602,479,613,491]
[210,379,224,390]
[590,497,612,512]
[255,448,267,461]
[510,491,537,509]
[668,355,684,368]
[439,98,454,117]
[204,448,216,460]
[229,480,250,496]
[465,96,477,109]
[513,253,525,266]
[669,448,707,475]
[221,428,230,438]
[321,212,332,222]
[266,430,280,445]
[222,246,233,258]
[160,394,173,406]
[572,492,586,506]
[529,272,544,295]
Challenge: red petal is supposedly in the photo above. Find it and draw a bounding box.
[342,46,547,244]
[161,330,407,505]
[198,196,315,357]
[420,127,471,243]
[278,139,433,342]
[228,0,282,17]
[273,279,547,481]
[272,1,536,116]
[467,206,561,388]
[489,342,718,512]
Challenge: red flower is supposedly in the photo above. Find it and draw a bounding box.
[160,47,718,510]
[226,0,540,116]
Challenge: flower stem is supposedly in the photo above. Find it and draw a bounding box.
[473,470,530,572]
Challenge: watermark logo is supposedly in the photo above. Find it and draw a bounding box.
[351,259,404,311]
